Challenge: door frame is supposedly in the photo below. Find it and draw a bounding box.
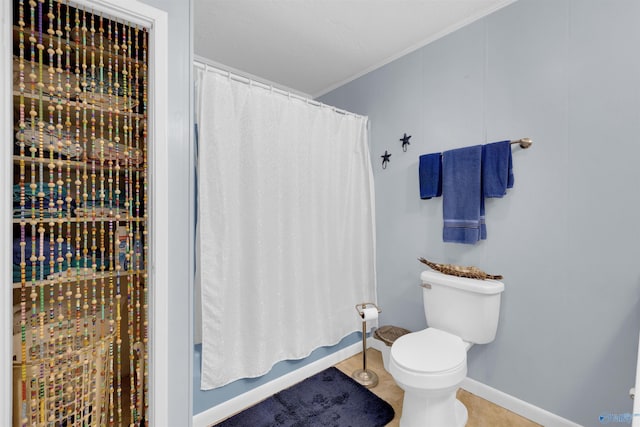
[0,1,170,425]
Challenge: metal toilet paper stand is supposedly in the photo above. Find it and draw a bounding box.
[353,302,382,388]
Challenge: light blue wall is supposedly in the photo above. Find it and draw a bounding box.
[320,1,640,425]
[138,0,193,425]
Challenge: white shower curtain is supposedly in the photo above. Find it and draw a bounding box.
[197,69,376,390]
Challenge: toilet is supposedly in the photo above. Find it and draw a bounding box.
[388,270,504,427]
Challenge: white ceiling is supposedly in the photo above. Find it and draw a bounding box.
[194,0,516,98]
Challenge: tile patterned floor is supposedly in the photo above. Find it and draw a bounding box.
[334,349,542,427]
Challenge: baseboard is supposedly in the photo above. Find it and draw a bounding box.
[460,377,583,427]
[193,341,362,427]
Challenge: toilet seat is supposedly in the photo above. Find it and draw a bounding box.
[389,328,467,390]
[392,328,466,373]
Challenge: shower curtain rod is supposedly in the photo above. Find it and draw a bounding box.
[193,55,366,120]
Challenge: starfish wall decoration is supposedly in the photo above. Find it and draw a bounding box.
[400,133,412,152]
[381,150,392,169]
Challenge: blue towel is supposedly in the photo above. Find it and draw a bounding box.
[442,145,485,244]
[480,194,486,240]
[419,153,442,199]
[482,141,513,198]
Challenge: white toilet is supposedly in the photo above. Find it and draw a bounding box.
[388,270,504,427]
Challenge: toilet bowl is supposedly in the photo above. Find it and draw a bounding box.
[390,328,468,427]
[388,270,505,427]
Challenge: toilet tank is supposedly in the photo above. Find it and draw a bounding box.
[421,270,504,344]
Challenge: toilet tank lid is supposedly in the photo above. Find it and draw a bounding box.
[421,270,504,294]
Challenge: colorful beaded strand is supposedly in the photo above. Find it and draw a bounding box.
[16,0,29,424]
[105,16,116,425]
[25,2,39,424]
[112,19,124,426]
[45,1,64,422]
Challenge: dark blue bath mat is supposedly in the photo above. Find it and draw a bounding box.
[215,367,395,427]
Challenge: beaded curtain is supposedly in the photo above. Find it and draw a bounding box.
[12,0,149,425]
